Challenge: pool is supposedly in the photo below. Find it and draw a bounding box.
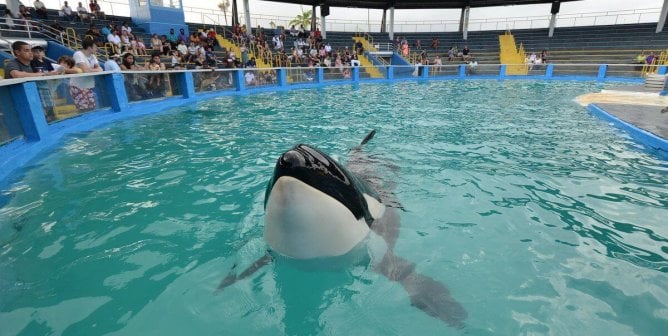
[0,80,666,335]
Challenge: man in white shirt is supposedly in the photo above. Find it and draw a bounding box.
[61,1,76,21]
[244,71,257,86]
[76,2,89,23]
[70,39,102,111]
[33,0,48,19]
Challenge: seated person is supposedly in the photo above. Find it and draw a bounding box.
[634,52,646,64]
[61,1,76,21]
[34,0,49,20]
[244,70,257,86]
[77,2,90,22]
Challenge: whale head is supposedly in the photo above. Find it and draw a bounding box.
[264,144,385,259]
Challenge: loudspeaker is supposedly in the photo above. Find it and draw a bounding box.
[550,1,560,15]
[322,5,330,17]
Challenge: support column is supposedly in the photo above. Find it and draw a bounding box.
[322,14,327,39]
[381,8,387,33]
[548,13,557,37]
[231,0,239,27]
[460,6,470,40]
[311,4,317,32]
[657,0,668,33]
[389,7,395,40]
[178,71,196,99]
[243,0,251,31]
[105,72,129,111]
[10,82,48,141]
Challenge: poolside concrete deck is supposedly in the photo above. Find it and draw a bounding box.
[576,89,668,140]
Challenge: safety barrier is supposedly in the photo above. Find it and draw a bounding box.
[0,63,664,183]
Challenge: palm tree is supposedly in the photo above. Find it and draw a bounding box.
[218,0,230,25]
[289,7,317,30]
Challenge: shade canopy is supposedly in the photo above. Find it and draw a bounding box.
[262,0,580,10]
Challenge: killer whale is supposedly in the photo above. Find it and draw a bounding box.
[218,130,467,327]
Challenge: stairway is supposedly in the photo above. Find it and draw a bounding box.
[352,36,384,78]
[215,35,270,68]
[644,74,667,90]
[499,32,528,75]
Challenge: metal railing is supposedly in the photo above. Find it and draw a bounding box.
[178,5,662,33]
[0,18,67,45]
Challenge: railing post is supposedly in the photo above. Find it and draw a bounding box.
[597,64,608,81]
[10,81,48,141]
[278,68,288,87]
[316,67,324,83]
[386,66,394,80]
[353,67,360,82]
[235,69,245,91]
[459,64,466,78]
[545,64,554,78]
[499,65,507,79]
[105,72,129,112]
[179,71,196,98]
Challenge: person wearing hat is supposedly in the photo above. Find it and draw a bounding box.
[30,45,59,75]
[104,53,121,72]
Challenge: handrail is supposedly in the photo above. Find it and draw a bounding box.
[0,18,66,45]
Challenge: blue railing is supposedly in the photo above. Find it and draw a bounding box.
[0,64,664,182]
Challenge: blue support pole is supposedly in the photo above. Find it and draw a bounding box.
[386,66,394,80]
[278,68,288,87]
[421,65,430,79]
[10,81,48,141]
[545,64,554,78]
[105,72,129,111]
[179,71,196,98]
[235,69,245,91]
[353,67,360,82]
[597,64,608,81]
[499,65,507,80]
[459,64,466,78]
[317,67,324,83]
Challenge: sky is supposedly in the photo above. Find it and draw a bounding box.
[18,0,667,31]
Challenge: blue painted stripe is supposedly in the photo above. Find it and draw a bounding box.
[587,103,668,153]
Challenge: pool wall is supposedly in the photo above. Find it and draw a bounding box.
[0,64,662,184]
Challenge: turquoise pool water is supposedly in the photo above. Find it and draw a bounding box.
[0,80,667,335]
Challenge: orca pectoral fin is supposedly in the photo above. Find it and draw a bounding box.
[374,252,467,328]
[216,253,273,292]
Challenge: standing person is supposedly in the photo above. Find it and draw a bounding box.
[4,41,50,79]
[70,39,102,111]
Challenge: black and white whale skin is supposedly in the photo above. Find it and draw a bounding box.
[220,131,467,328]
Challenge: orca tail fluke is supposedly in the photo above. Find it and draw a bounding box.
[374,251,468,328]
[360,129,377,146]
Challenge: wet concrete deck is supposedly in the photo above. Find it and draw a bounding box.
[576,89,668,140]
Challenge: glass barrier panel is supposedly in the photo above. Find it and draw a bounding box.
[42,74,111,123]
[429,65,459,78]
[359,66,387,79]
[465,64,501,77]
[0,86,25,144]
[323,66,353,81]
[124,71,183,102]
[243,69,279,89]
[287,67,317,85]
[392,65,417,79]
[552,64,600,77]
[606,64,646,78]
[193,70,236,93]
